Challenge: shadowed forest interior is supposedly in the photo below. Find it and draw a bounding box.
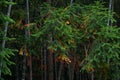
[0,0,120,80]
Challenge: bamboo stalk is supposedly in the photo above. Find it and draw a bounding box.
[91,71,94,80]
[58,63,63,80]
[53,53,57,80]
[15,54,19,80]
[68,64,72,80]
[47,0,51,4]
[70,0,73,6]
[0,0,13,78]
[43,43,47,80]
[48,35,54,80]
[107,0,113,26]
[22,0,31,79]
[22,46,27,80]
[29,55,32,80]
[25,0,32,80]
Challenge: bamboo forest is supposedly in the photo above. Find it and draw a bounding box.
[0,0,120,80]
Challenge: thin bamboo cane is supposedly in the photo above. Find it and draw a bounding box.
[25,0,33,80]
[22,0,31,80]
[70,0,73,6]
[58,63,63,80]
[107,0,113,26]
[0,0,13,78]
[43,43,47,80]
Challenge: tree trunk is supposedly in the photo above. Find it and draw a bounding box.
[15,54,19,80]
[25,0,32,79]
[68,64,72,80]
[58,63,63,80]
[91,71,94,80]
[22,0,31,79]
[22,47,27,80]
[53,53,57,80]
[68,60,75,80]
[75,68,79,80]
[47,0,51,4]
[29,55,32,80]
[43,43,47,80]
[48,52,54,80]
[40,47,44,80]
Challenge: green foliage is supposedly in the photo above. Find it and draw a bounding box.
[0,0,16,78]
[0,14,15,23]
[0,0,16,5]
[32,4,79,54]
[78,1,120,80]
[32,1,120,80]
[0,48,16,75]
[0,0,120,80]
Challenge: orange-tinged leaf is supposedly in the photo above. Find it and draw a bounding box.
[25,24,30,27]
[49,48,54,54]
[25,23,36,28]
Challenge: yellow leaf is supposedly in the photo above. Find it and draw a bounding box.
[19,46,30,56]
[65,21,70,25]
[56,54,71,64]
[19,47,23,55]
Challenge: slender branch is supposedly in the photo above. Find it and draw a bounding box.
[83,43,90,58]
